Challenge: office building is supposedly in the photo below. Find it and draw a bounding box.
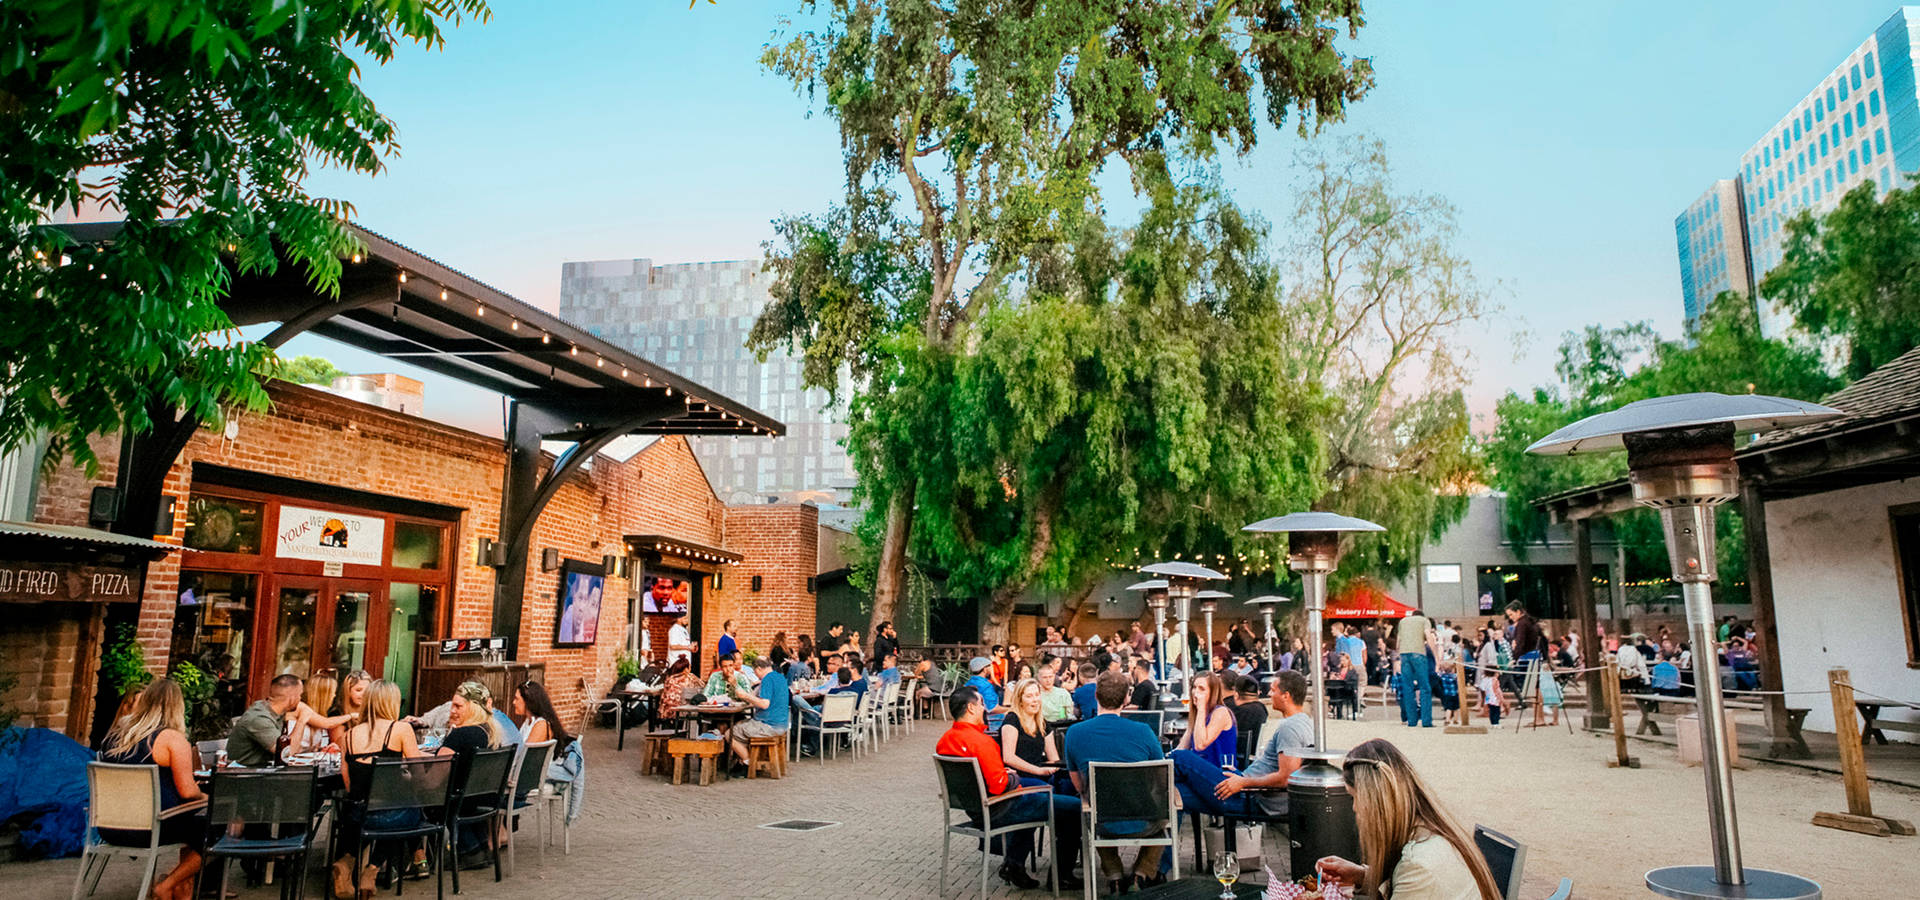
[558,258,854,499]
[1674,179,1753,327]
[1679,6,1920,335]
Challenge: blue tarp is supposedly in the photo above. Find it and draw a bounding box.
[0,727,91,859]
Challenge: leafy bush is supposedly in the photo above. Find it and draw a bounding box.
[615,651,641,681]
[100,624,152,697]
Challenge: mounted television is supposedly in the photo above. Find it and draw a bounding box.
[642,573,692,615]
[554,560,606,647]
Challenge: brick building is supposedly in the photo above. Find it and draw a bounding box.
[8,380,821,739]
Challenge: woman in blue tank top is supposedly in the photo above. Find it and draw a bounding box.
[1176,673,1238,768]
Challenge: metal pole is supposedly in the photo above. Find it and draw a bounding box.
[1666,506,1745,886]
[1204,608,1216,672]
[1178,618,1193,701]
[1152,605,1167,681]
[1262,609,1276,677]
[1304,571,1329,749]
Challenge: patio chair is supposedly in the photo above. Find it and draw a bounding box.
[894,676,920,733]
[1473,825,1527,900]
[347,755,455,900]
[933,755,1059,899]
[579,676,621,730]
[195,739,227,770]
[502,740,555,876]
[447,747,517,892]
[70,763,201,900]
[202,766,320,900]
[804,693,859,765]
[880,680,903,740]
[1083,760,1179,899]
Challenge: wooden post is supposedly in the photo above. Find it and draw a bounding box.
[1812,667,1916,836]
[1741,480,1805,759]
[1603,656,1638,768]
[1572,518,1605,731]
[1446,657,1486,734]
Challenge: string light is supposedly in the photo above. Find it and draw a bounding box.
[439,288,448,301]
[510,319,519,331]
[570,345,579,356]
[595,356,604,368]
[620,366,628,378]
[541,332,550,344]
[398,271,408,284]
[350,253,363,264]
[476,304,485,316]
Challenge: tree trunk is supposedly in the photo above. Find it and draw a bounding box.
[1055,579,1102,636]
[982,586,1018,646]
[867,483,916,639]
[978,495,1058,646]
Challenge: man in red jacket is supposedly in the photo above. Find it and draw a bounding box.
[935,685,1082,890]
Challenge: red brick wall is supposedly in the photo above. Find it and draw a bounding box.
[29,383,793,733]
[707,504,818,664]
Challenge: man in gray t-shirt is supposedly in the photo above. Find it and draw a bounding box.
[1172,670,1314,818]
[1395,612,1436,727]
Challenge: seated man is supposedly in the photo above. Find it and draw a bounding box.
[704,652,753,699]
[962,656,1007,717]
[828,661,870,704]
[1037,665,1075,723]
[1172,670,1313,824]
[1071,662,1101,721]
[1063,672,1172,893]
[727,657,789,774]
[1650,660,1686,697]
[875,652,902,687]
[1230,675,1268,751]
[1126,659,1158,711]
[935,686,1082,891]
[227,673,303,766]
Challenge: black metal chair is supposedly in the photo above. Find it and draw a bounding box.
[933,755,1059,899]
[351,755,455,899]
[447,747,516,892]
[1473,824,1527,900]
[1083,760,1178,898]
[202,767,320,900]
[502,741,555,875]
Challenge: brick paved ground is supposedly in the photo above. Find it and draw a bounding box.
[8,711,1919,899]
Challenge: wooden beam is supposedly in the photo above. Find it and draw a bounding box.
[1813,667,1915,835]
[1572,518,1604,731]
[1740,479,1807,759]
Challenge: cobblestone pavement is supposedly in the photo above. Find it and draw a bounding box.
[9,711,1919,899]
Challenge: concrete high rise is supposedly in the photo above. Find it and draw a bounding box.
[558,258,854,500]
[1674,179,1753,328]
[1678,6,1920,335]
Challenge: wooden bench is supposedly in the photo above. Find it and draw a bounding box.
[667,737,726,786]
[1626,693,1810,757]
[1857,701,1920,745]
[744,735,786,779]
[638,729,678,777]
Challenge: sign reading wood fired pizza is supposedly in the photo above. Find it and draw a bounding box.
[274,504,385,567]
[0,561,142,603]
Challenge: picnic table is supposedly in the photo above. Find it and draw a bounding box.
[1626,692,1811,757]
[673,702,751,737]
[1856,699,1920,745]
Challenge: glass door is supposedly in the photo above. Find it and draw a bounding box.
[261,576,389,687]
[323,579,388,679]
[270,579,323,680]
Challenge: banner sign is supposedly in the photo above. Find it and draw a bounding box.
[0,561,141,603]
[440,637,509,654]
[275,504,385,566]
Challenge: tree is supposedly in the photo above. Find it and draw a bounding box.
[1485,291,1841,594]
[754,0,1375,638]
[0,0,489,472]
[266,355,349,386]
[1278,137,1490,583]
[1762,180,1920,379]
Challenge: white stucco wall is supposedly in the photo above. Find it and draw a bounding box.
[1767,477,1920,736]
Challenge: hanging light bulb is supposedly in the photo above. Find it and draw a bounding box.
[620,366,628,377]
[350,253,363,264]
[570,345,579,356]
[541,332,550,344]
[439,288,448,301]
[595,356,604,368]
[398,271,408,284]
[476,305,485,316]
[510,319,520,331]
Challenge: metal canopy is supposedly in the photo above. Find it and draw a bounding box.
[1124,579,1169,591]
[1195,590,1234,599]
[1242,511,1385,533]
[54,221,783,439]
[1245,595,1291,605]
[1138,561,1227,580]
[1526,392,1838,456]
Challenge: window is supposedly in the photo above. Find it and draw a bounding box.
[1866,52,1877,78]
[1893,503,1920,665]
[169,571,258,717]
[1850,152,1859,177]
[1877,129,1888,155]
[1827,86,1837,107]
[1816,102,1825,123]
[184,493,264,554]
[1857,104,1867,128]
[1820,134,1829,155]
[1839,79,1849,101]
[1794,120,1802,141]
[391,521,444,569]
[1804,110,1814,130]
[1852,64,1862,89]
[1832,124,1841,146]
[1845,117,1854,138]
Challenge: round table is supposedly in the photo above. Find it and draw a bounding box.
[1644,866,1821,900]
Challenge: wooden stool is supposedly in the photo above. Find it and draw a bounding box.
[667,737,725,786]
[639,730,677,777]
[744,735,785,780]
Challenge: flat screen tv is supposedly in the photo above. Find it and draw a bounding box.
[554,561,606,647]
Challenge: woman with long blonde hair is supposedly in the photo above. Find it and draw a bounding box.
[98,679,207,900]
[996,678,1064,786]
[334,679,428,895]
[288,671,352,753]
[1315,739,1500,899]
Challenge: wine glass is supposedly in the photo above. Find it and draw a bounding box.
[1213,850,1239,898]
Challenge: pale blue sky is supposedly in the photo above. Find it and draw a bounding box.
[291,0,1907,435]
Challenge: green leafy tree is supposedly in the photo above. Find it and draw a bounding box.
[1762,181,1920,379]
[0,0,489,472]
[1485,291,1841,595]
[754,0,1375,636]
[267,354,349,386]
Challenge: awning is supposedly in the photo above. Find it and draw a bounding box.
[0,520,175,558]
[0,520,172,603]
[624,534,741,573]
[1327,580,1418,619]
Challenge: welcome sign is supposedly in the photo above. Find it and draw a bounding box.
[275,504,385,566]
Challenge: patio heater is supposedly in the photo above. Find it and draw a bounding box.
[1140,562,1228,704]
[1197,589,1233,673]
[1246,595,1289,678]
[1124,578,1170,679]
[1528,392,1835,900]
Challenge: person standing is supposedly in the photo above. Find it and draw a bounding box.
[715,619,738,660]
[667,611,695,667]
[936,686,1083,891]
[872,620,899,667]
[1395,609,1435,728]
[1337,625,1368,713]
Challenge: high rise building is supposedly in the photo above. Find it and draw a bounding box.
[1674,179,1753,327]
[1678,6,1920,335]
[558,258,855,500]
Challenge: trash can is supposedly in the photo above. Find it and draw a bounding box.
[1288,749,1359,878]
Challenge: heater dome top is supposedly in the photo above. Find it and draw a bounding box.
[1242,511,1385,534]
[1139,561,1228,580]
[1124,579,1169,592]
[1196,590,1234,600]
[1526,392,1841,456]
[1246,595,1291,606]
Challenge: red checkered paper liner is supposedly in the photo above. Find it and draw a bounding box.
[1261,864,1354,900]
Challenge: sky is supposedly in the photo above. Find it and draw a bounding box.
[288,0,1912,436]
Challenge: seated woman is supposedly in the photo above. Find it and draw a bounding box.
[998,679,1070,794]
[335,680,427,893]
[1315,739,1501,900]
[438,682,506,870]
[1173,673,1237,768]
[287,671,354,755]
[659,658,702,717]
[98,680,207,900]
[331,670,372,746]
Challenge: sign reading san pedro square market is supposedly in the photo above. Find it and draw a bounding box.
[274,504,385,567]
[0,562,140,603]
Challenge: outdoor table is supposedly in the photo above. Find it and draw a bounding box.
[616,686,663,750]
[1127,877,1262,899]
[1855,699,1920,745]
[1644,866,1821,900]
[674,703,751,738]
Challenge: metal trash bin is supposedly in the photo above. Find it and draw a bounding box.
[1287,749,1359,878]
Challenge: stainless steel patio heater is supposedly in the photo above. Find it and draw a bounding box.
[1124,578,1170,679]
[1528,391,1836,900]
[1140,562,1228,705]
[1197,589,1233,672]
[1246,595,1289,680]
[1241,512,1384,748]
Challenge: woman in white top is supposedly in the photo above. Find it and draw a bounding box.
[286,670,353,754]
[1315,739,1500,900]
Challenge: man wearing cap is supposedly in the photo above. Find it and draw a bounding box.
[963,656,1008,721]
